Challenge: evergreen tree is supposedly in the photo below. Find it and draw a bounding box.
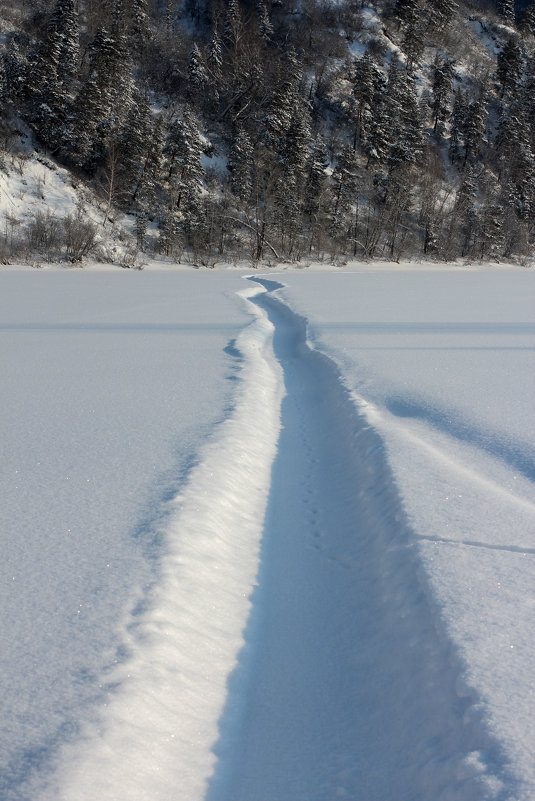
[402,18,424,72]
[500,180,528,256]
[22,0,79,149]
[207,30,223,81]
[495,98,535,224]
[452,166,478,257]
[498,0,516,26]
[224,0,243,56]
[477,188,505,260]
[69,24,133,171]
[495,103,517,179]
[428,0,457,33]
[3,38,27,102]
[142,116,165,207]
[304,136,330,254]
[395,0,420,28]
[0,57,7,105]
[431,57,453,135]
[69,30,109,166]
[265,50,302,146]
[188,43,208,96]
[129,0,151,55]
[397,76,424,164]
[521,56,535,152]
[514,144,535,222]
[282,110,310,177]
[351,53,376,149]
[108,3,134,112]
[449,89,487,169]
[449,87,464,164]
[272,107,311,257]
[135,209,148,250]
[228,126,253,201]
[166,108,205,213]
[379,60,423,170]
[462,94,487,167]
[181,192,209,259]
[366,71,390,166]
[48,0,79,83]
[158,209,182,258]
[304,135,329,220]
[69,67,108,168]
[256,0,274,42]
[117,93,162,206]
[330,145,358,239]
[497,38,523,99]
[521,2,535,35]
[394,0,424,70]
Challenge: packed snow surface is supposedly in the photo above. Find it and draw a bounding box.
[1,265,534,801]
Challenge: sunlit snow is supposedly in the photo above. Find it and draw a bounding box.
[1,264,534,801]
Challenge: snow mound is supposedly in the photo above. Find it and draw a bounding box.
[41,283,283,801]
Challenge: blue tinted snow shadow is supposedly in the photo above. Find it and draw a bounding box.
[386,395,535,483]
[223,338,242,359]
[247,276,285,293]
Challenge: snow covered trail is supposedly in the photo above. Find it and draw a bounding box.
[207,278,512,801]
[19,271,523,801]
[39,283,284,801]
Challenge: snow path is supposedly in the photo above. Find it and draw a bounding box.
[41,284,283,801]
[207,279,511,801]
[29,274,522,801]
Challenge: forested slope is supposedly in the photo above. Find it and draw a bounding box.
[1,0,535,264]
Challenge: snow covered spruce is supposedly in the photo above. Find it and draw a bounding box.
[1,0,535,266]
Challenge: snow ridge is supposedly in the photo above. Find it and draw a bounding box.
[207,279,513,801]
[41,283,284,801]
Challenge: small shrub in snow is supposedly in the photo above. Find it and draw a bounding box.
[25,210,62,256]
[120,246,145,269]
[62,211,98,262]
[134,210,147,251]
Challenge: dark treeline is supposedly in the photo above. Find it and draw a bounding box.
[1,0,535,263]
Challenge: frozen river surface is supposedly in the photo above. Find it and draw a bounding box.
[1,265,534,801]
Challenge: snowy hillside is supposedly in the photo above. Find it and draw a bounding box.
[0,131,140,266]
[1,0,535,266]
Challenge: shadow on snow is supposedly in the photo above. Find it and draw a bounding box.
[206,279,514,801]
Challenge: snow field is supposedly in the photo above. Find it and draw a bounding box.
[40,283,284,801]
[1,265,534,801]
